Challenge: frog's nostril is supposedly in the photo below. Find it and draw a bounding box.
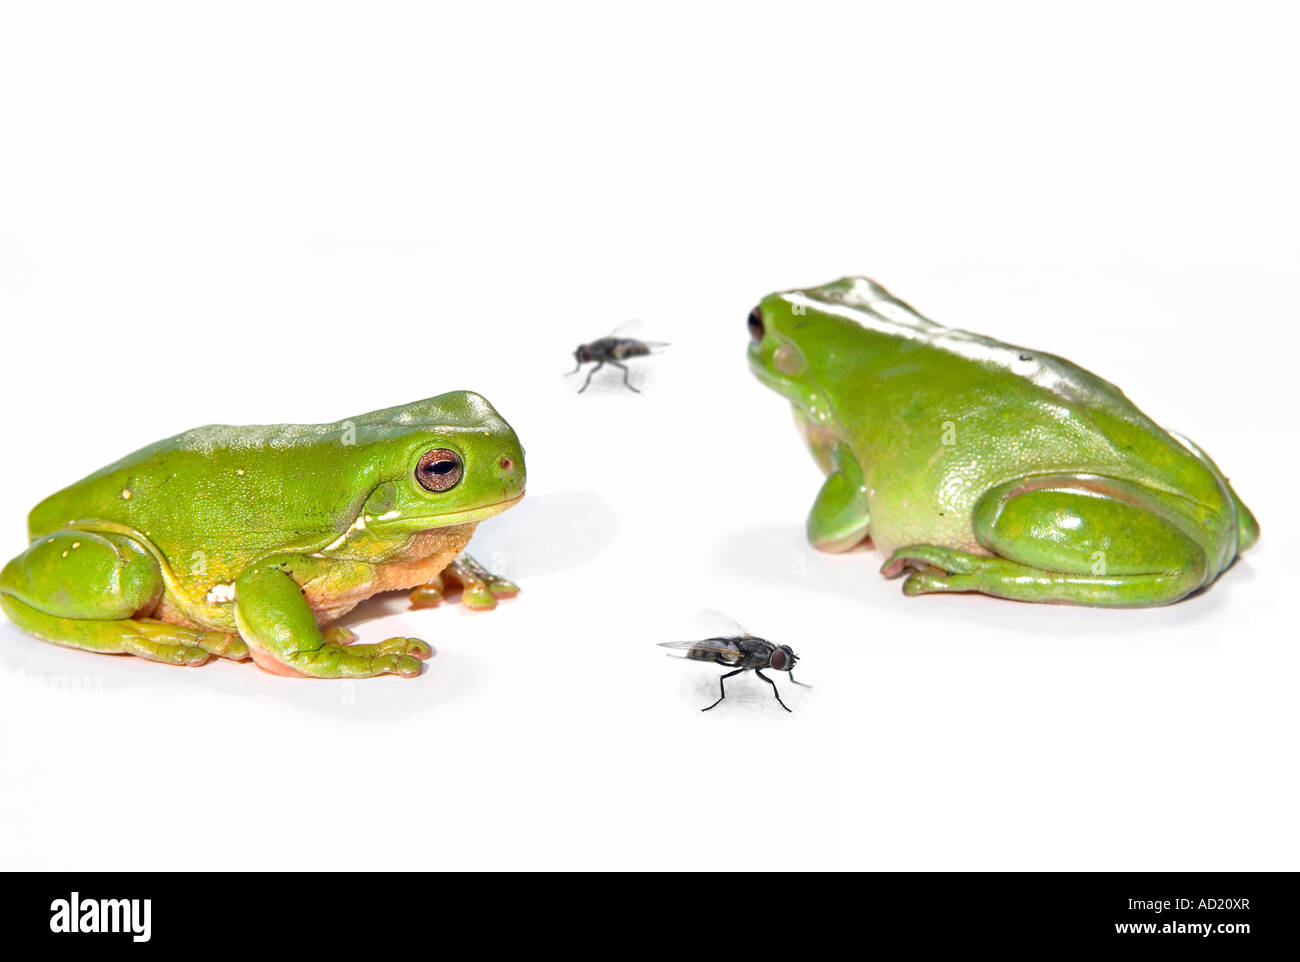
[748,306,765,341]
[498,456,514,472]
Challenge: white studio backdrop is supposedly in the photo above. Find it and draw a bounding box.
[0,1,1295,870]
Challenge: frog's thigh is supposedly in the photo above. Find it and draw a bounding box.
[0,531,227,663]
[975,477,1207,575]
[807,452,871,552]
[886,477,1208,606]
[1,531,161,620]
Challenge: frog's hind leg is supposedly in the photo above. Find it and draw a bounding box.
[881,477,1212,607]
[0,530,243,665]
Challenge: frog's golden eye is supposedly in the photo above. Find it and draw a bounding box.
[748,305,765,341]
[416,448,463,493]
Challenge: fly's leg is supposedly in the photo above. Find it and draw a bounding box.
[564,360,582,375]
[754,669,792,712]
[610,360,641,393]
[788,672,812,689]
[702,668,745,711]
[578,360,605,393]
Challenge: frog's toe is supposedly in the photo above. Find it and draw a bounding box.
[391,637,434,660]
[121,634,213,666]
[362,636,434,661]
[197,631,250,661]
[456,576,519,610]
[901,570,968,595]
[881,545,984,578]
[361,652,425,677]
[487,576,520,599]
[326,629,431,661]
[323,626,359,646]
[463,575,516,610]
[390,653,427,677]
[409,583,445,609]
[436,554,519,612]
[459,584,499,610]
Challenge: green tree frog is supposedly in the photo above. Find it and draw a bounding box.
[747,277,1258,606]
[1,392,524,677]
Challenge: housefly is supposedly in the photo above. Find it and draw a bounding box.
[659,613,809,712]
[566,321,667,394]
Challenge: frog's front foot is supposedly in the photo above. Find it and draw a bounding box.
[409,554,519,611]
[272,632,434,678]
[323,625,434,661]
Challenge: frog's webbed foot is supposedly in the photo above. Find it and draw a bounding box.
[119,620,249,665]
[193,628,249,661]
[0,598,247,667]
[408,554,519,612]
[323,625,433,659]
[881,545,1004,596]
[281,639,430,678]
[304,627,433,676]
[881,543,1202,606]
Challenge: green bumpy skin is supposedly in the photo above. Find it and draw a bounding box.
[1,392,525,677]
[748,277,1258,607]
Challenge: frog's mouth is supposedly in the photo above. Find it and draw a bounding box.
[748,342,832,424]
[748,342,794,394]
[375,492,526,530]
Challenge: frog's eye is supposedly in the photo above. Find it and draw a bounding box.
[747,306,765,341]
[415,449,463,493]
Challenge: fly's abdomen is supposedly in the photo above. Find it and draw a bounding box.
[611,340,651,359]
[686,648,737,665]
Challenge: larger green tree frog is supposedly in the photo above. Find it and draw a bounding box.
[1,392,524,677]
[748,277,1258,606]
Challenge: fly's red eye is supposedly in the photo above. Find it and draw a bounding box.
[416,448,463,492]
[770,649,788,670]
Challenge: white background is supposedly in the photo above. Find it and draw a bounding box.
[0,1,1295,870]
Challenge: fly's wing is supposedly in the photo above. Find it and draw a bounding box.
[658,638,744,662]
[608,319,645,338]
[608,319,668,350]
[696,609,757,640]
